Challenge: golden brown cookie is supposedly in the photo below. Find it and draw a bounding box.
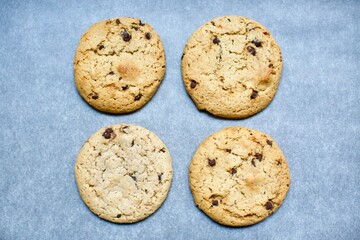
[189,126,290,226]
[182,16,283,118]
[75,124,172,223]
[74,17,165,113]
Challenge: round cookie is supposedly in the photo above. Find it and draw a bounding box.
[181,16,283,118]
[75,124,172,223]
[189,126,290,226]
[74,17,165,113]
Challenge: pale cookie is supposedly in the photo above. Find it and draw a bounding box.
[74,17,165,113]
[75,124,172,223]
[189,126,290,226]
[182,16,283,118]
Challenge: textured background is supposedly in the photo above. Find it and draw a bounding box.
[0,0,359,239]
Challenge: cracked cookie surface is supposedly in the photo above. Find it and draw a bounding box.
[182,16,283,118]
[189,126,290,226]
[74,17,165,113]
[75,124,172,223]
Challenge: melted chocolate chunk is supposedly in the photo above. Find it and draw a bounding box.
[265,201,273,210]
[92,94,98,100]
[145,32,151,40]
[158,173,163,182]
[255,153,263,161]
[252,39,262,47]
[251,159,256,167]
[190,80,197,88]
[247,46,256,55]
[250,90,258,99]
[116,19,120,25]
[102,128,113,139]
[122,31,131,42]
[208,159,216,167]
[267,140,273,146]
[134,94,142,101]
[130,174,136,181]
[120,125,129,133]
[213,37,220,44]
[212,200,219,206]
[230,168,237,175]
[116,214,121,218]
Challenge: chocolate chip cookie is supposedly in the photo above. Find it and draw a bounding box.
[182,16,283,118]
[74,17,165,113]
[75,124,172,223]
[189,126,290,226]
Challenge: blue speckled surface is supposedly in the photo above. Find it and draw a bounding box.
[0,0,359,239]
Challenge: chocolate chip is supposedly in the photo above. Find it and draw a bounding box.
[250,90,258,99]
[213,37,220,44]
[268,63,273,68]
[131,139,135,147]
[130,174,136,181]
[92,94,98,99]
[116,19,120,25]
[255,153,263,161]
[158,173,163,182]
[134,94,142,101]
[160,147,166,153]
[122,31,131,42]
[145,32,151,40]
[98,45,104,50]
[132,26,139,31]
[212,200,219,206]
[208,159,216,167]
[109,71,114,75]
[226,149,231,153]
[120,125,129,133]
[267,140,273,146]
[102,128,113,139]
[139,20,145,26]
[251,159,256,167]
[116,214,121,218]
[247,46,256,55]
[252,39,262,47]
[265,201,273,210]
[122,85,128,90]
[211,21,216,26]
[190,80,197,89]
[230,168,237,175]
